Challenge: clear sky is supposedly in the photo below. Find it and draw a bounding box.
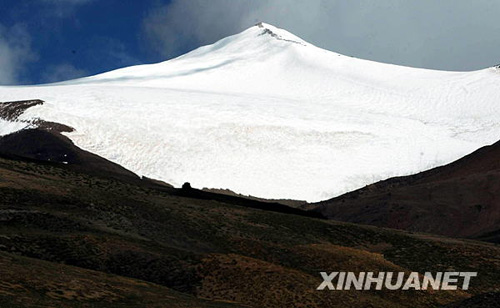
[1,0,500,85]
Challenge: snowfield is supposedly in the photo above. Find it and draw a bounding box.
[1,23,499,201]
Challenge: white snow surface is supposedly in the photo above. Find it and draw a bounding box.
[0,118,27,136]
[1,23,499,201]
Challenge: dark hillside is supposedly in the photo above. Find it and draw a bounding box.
[312,140,500,242]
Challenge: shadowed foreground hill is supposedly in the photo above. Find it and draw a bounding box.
[0,251,238,308]
[311,140,500,243]
[0,130,500,307]
[0,128,140,181]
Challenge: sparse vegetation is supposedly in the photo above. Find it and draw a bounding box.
[0,154,499,307]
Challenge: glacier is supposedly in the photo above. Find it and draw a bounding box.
[0,23,499,202]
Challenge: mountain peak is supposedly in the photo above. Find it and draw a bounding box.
[252,22,307,46]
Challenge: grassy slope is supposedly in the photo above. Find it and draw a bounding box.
[0,156,499,307]
[0,251,239,308]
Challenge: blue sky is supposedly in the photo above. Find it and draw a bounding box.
[1,0,500,85]
[0,0,161,84]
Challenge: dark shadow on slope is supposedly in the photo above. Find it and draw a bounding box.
[177,183,323,219]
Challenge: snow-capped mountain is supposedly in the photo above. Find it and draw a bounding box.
[1,23,499,201]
